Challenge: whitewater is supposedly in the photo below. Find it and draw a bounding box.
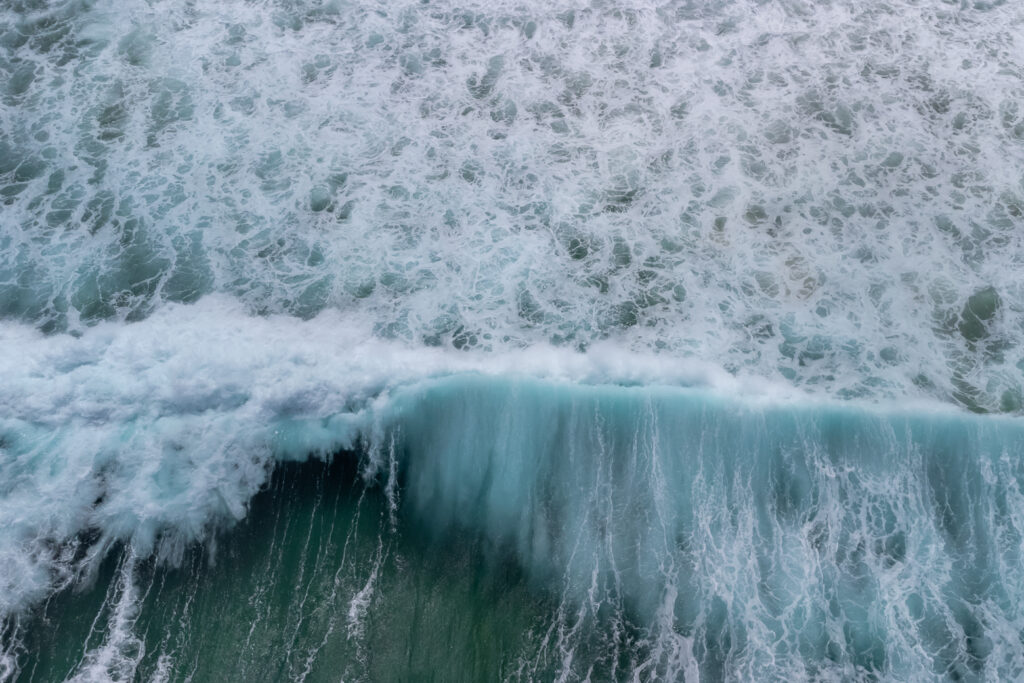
[2,0,1024,680]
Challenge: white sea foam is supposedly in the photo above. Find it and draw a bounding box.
[2,0,1024,409]
[66,552,146,683]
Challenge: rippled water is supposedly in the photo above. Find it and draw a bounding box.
[2,0,1024,680]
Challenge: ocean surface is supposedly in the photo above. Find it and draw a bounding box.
[2,0,1024,680]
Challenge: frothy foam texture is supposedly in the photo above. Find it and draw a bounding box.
[0,295,761,614]
[2,0,1024,409]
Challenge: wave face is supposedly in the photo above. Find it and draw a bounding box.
[9,371,1024,681]
[3,0,1024,680]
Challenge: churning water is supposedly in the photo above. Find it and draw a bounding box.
[2,0,1024,679]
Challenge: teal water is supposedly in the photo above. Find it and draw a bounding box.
[8,377,1024,680]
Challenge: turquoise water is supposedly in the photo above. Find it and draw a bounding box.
[3,0,1024,680]
[8,377,1024,680]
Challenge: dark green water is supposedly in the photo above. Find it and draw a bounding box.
[12,456,552,682]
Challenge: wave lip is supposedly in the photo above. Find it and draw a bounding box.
[3,300,1024,678]
[0,296,751,615]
